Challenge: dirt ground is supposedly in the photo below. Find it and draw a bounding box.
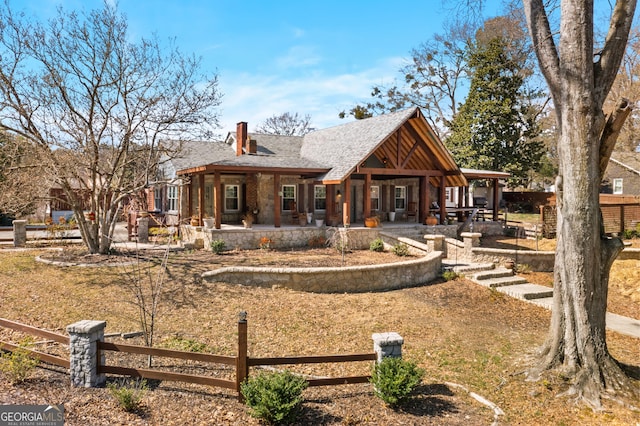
[1,242,639,425]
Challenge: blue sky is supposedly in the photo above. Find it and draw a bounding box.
[16,1,504,135]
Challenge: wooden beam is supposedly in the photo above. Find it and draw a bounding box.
[198,174,205,226]
[274,174,281,228]
[343,177,351,226]
[419,175,429,224]
[439,176,446,224]
[364,173,372,219]
[401,141,420,169]
[492,178,500,221]
[214,171,222,229]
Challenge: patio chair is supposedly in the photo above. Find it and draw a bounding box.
[289,201,300,224]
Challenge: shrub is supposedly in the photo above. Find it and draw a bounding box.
[210,239,226,254]
[621,229,637,240]
[370,238,385,252]
[442,270,459,281]
[259,236,273,250]
[370,357,424,407]
[0,338,39,384]
[307,235,326,248]
[241,370,308,424]
[107,378,148,412]
[392,242,410,257]
[515,263,531,274]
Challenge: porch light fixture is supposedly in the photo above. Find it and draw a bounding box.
[336,190,342,199]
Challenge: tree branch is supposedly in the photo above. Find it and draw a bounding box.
[594,0,638,106]
[523,0,561,101]
[598,98,633,181]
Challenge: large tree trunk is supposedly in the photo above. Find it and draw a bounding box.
[523,0,638,408]
[530,102,627,408]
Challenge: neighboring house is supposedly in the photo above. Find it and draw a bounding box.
[602,152,640,195]
[158,107,508,228]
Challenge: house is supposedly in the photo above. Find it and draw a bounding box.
[152,107,508,229]
[602,151,640,195]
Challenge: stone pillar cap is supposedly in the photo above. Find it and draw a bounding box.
[372,332,404,346]
[67,320,106,334]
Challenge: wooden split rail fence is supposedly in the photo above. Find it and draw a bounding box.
[0,318,70,369]
[1,316,377,400]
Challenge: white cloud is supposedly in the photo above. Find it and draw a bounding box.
[218,56,404,133]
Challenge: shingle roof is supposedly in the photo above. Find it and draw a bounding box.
[301,108,419,181]
[611,152,640,176]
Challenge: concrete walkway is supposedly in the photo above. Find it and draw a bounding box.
[443,260,640,339]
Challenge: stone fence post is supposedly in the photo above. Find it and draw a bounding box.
[12,219,27,247]
[137,217,149,244]
[372,332,404,363]
[67,320,106,388]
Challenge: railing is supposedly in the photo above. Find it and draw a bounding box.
[0,318,70,369]
[98,314,377,400]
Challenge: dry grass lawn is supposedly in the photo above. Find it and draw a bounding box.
[0,244,639,425]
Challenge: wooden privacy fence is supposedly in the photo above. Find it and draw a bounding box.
[0,318,70,369]
[2,315,387,401]
[540,202,640,238]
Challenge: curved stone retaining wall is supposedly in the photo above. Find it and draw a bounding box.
[202,251,443,293]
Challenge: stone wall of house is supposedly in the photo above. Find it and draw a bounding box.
[202,251,442,293]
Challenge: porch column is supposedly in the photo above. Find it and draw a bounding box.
[492,178,500,221]
[198,174,205,226]
[274,173,281,228]
[419,175,429,224]
[364,173,371,219]
[343,177,351,226]
[458,186,465,207]
[214,171,222,229]
[439,175,446,224]
[327,185,335,223]
[187,178,193,219]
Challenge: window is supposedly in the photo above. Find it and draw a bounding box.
[154,188,163,211]
[282,185,296,210]
[314,185,326,210]
[395,186,406,210]
[167,185,178,212]
[225,185,239,211]
[370,186,380,211]
[613,178,623,195]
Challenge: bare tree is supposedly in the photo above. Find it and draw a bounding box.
[0,132,49,218]
[524,0,637,408]
[255,112,314,136]
[0,2,222,253]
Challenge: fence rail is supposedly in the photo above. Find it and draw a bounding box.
[0,318,70,369]
[2,316,381,400]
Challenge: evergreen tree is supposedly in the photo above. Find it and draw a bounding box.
[446,37,544,187]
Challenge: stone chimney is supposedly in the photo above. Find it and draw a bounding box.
[236,122,247,156]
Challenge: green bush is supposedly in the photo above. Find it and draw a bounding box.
[369,238,385,252]
[392,242,410,257]
[442,270,459,281]
[210,238,226,254]
[107,378,148,412]
[241,370,308,424]
[0,338,39,384]
[370,357,424,407]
